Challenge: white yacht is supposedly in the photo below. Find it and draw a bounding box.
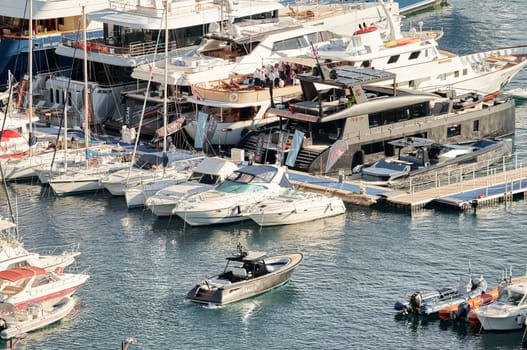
[311,11,527,97]
[173,164,291,226]
[131,1,401,88]
[145,157,238,216]
[0,0,107,83]
[32,0,288,129]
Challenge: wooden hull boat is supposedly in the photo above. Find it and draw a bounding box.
[247,189,346,226]
[0,297,76,339]
[394,274,487,316]
[192,77,301,105]
[187,247,303,306]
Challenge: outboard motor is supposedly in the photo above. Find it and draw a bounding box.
[454,302,470,321]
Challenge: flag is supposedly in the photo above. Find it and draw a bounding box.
[190,84,200,100]
[286,130,304,167]
[325,140,348,173]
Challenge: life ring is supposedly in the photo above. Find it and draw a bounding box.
[89,158,99,166]
[0,146,7,153]
[55,266,64,275]
[353,25,377,35]
[229,92,238,102]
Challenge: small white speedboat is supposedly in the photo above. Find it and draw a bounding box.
[0,297,76,339]
[247,189,346,226]
[187,245,303,306]
[474,281,527,331]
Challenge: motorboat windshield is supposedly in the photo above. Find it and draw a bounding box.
[498,287,527,306]
[227,166,279,184]
[215,179,268,194]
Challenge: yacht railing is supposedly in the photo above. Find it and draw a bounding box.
[61,36,179,57]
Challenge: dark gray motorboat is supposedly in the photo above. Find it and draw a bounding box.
[358,136,512,188]
[186,245,303,306]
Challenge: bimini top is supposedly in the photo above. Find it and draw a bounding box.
[227,251,268,262]
[0,266,46,282]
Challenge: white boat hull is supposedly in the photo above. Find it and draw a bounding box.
[249,195,346,226]
[50,177,103,196]
[477,314,525,331]
[0,297,76,340]
[475,303,527,331]
[175,208,250,226]
[147,183,215,217]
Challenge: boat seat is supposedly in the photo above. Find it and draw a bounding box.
[231,267,248,279]
[1,285,23,296]
[265,264,278,273]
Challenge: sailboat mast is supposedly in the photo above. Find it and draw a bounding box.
[163,0,169,174]
[28,0,33,143]
[83,3,90,157]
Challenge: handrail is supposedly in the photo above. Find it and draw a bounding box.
[61,36,179,57]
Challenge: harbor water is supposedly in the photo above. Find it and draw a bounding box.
[2,0,527,349]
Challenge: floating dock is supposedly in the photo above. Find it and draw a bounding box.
[384,167,527,212]
[288,171,385,207]
[288,164,527,214]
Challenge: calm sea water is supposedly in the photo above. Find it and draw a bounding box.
[2,1,527,349]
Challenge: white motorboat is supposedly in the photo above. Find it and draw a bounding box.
[134,24,340,88]
[145,157,239,215]
[124,175,186,209]
[311,6,527,98]
[186,244,303,306]
[173,164,292,226]
[99,151,200,196]
[0,218,80,272]
[474,281,527,331]
[0,296,76,340]
[0,266,89,310]
[247,189,346,226]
